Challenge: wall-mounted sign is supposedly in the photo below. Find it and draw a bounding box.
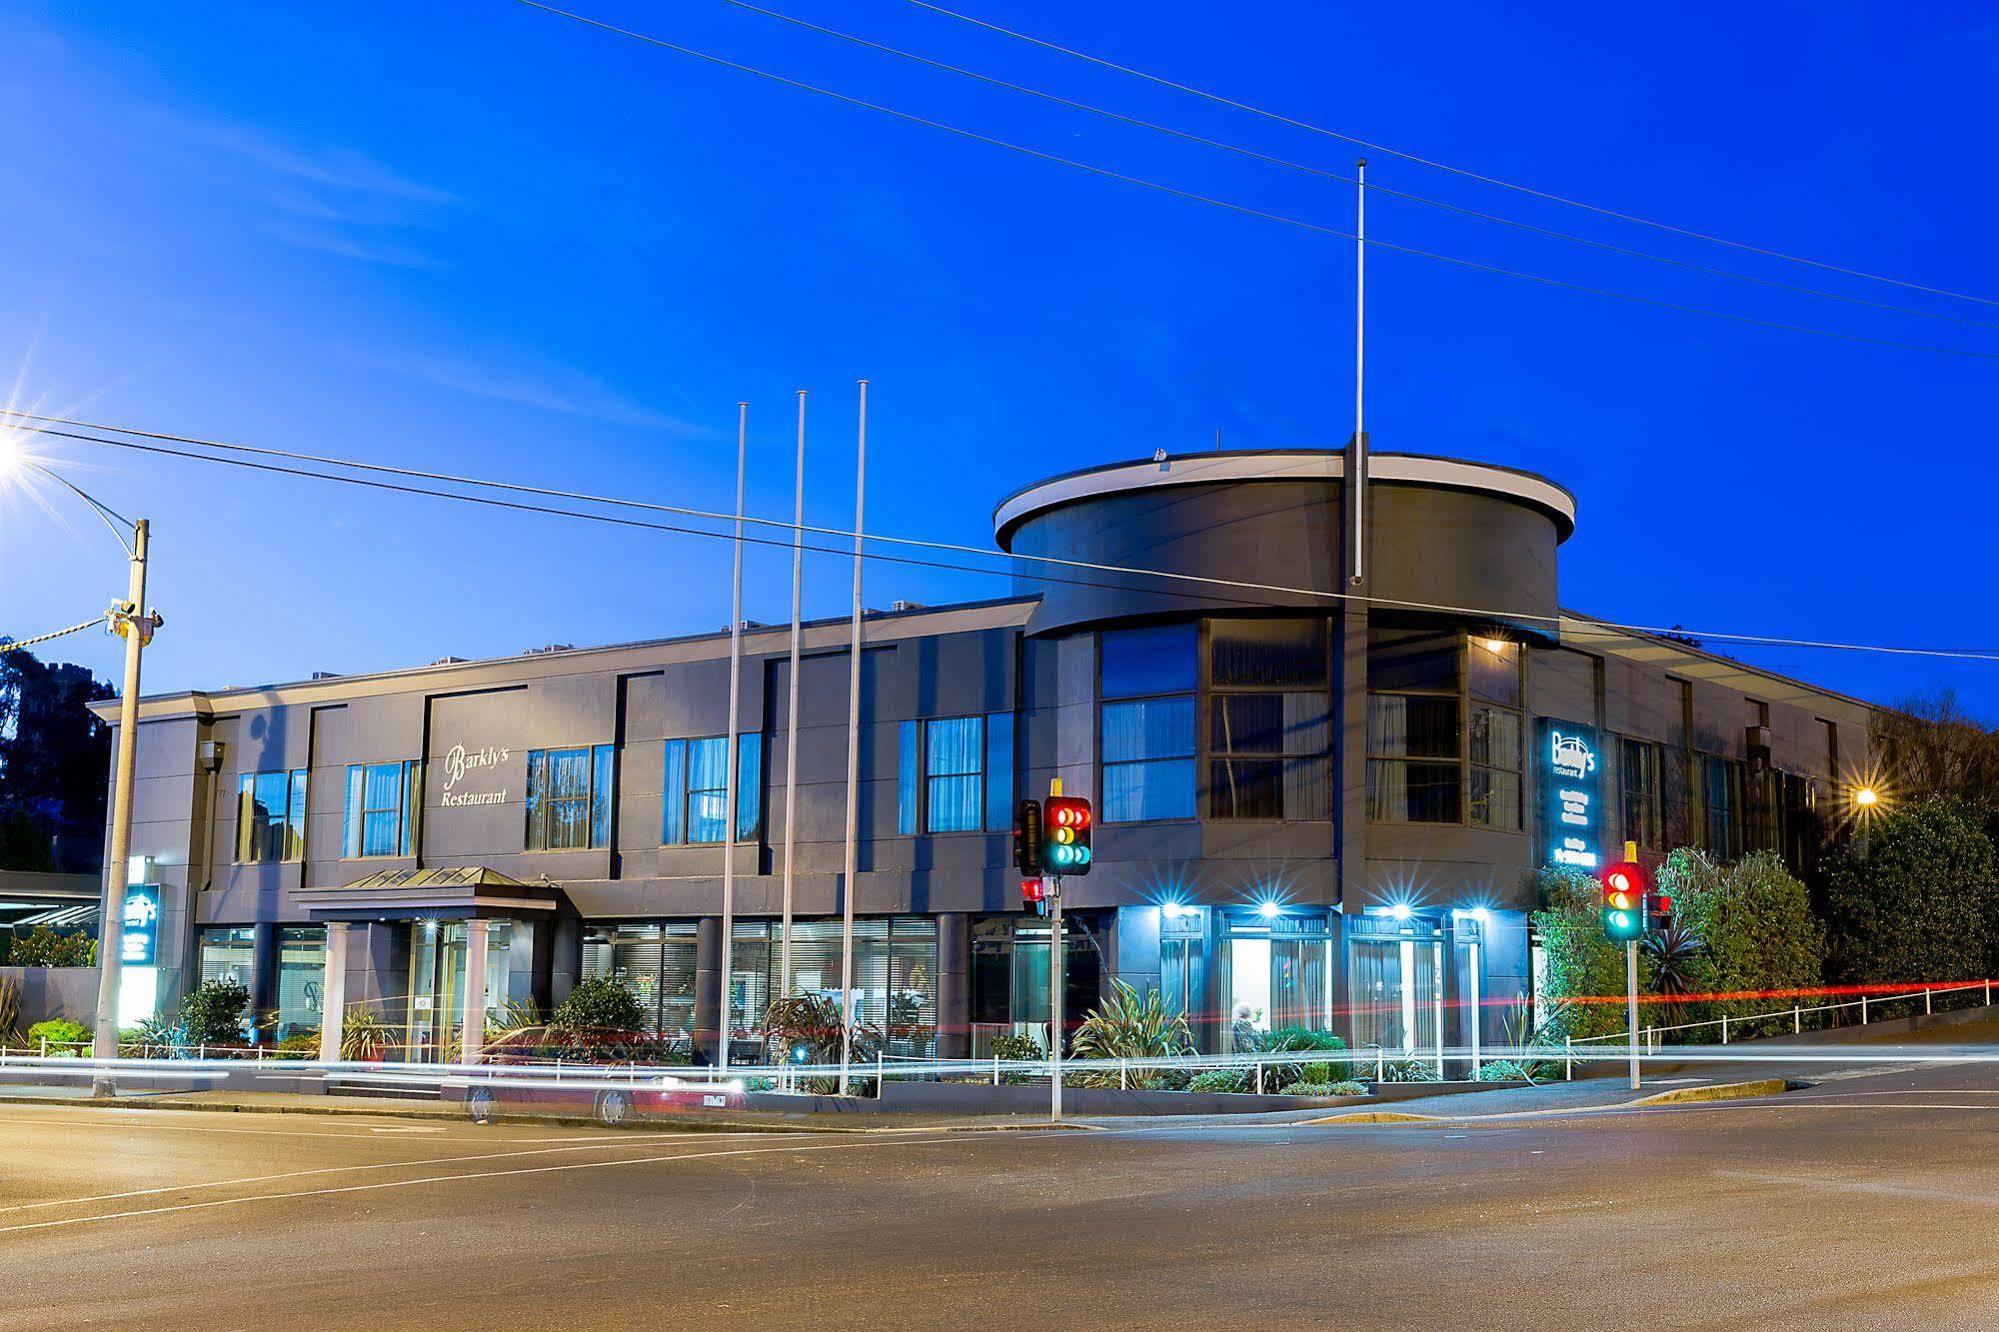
[121,883,160,967]
[1537,718,1602,871]
[440,742,511,808]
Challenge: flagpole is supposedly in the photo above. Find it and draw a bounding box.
[1349,157,1368,588]
[781,389,806,1004]
[837,379,867,1095]
[718,401,747,1072]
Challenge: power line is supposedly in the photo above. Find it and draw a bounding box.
[901,0,1999,310]
[8,410,1999,664]
[725,0,1999,335]
[0,614,110,654]
[513,1,1999,363]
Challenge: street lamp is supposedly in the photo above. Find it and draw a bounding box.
[0,429,161,1091]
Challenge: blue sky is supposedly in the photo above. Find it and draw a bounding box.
[1,0,1996,711]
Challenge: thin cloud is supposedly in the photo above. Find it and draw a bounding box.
[352,343,715,435]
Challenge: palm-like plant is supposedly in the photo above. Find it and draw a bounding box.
[761,993,883,1093]
[340,1005,397,1062]
[1068,980,1191,1088]
[1642,919,1706,1031]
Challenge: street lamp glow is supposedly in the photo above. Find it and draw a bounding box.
[1854,787,1880,809]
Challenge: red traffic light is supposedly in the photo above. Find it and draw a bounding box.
[1021,877,1045,904]
[1600,860,1649,941]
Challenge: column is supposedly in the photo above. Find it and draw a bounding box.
[935,912,971,1060]
[461,919,489,1065]
[693,915,722,1067]
[248,921,278,1040]
[318,922,349,1062]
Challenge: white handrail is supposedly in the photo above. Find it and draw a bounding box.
[1569,979,1990,1048]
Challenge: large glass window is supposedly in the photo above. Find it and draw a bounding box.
[342,761,421,858]
[1620,738,1662,850]
[896,714,1015,835]
[1367,630,1524,829]
[1100,624,1197,823]
[1349,926,1442,1057]
[277,926,326,1037]
[524,745,614,850]
[1209,619,1331,821]
[1223,911,1340,1049]
[581,922,700,1040]
[1699,754,1741,857]
[728,917,940,1057]
[663,735,762,844]
[1467,638,1523,830]
[236,769,306,863]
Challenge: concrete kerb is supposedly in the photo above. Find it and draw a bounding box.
[1301,1077,1798,1127]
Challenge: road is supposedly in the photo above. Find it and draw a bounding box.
[3,1061,1999,1330]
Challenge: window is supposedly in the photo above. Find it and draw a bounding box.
[896,715,1015,834]
[1699,754,1741,857]
[1208,619,1331,821]
[198,926,255,991]
[342,761,421,858]
[582,922,700,1038]
[1366,628,1460,823]
[236,769,307,863]
[1467,638,1523,830]
[663,736,762,844]
[276,926,326,1038]
[728,916,940,1056]
[524,744,615,851]
[1100,624,1197,822]
[1619,738,1662,849]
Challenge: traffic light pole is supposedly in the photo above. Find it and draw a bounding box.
[1049,874,1064,1123]
[1626,938,1640,1091]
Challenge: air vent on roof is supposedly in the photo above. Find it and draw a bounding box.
[311,671,343,680]
[431,656,466,666]
[890,600,925,613]
[726,620,767,632]
[522,644,574,656]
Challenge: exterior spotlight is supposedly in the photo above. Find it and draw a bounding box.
[1258,900,1280,919]
[1162,902,1185,921]
[1469,906,1490,924]
[1483,638,1507,654]
[1388,902,1412,921]
[1854,787,1880,809]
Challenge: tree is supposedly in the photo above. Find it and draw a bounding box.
[550,976,647,1036]
[1871,691,1999,817]
[1658,849,1825,1031]
[179,977,250,1046]
[0,646,113,872]
[1822,797,1999,986]
[1530,866,1647,1040]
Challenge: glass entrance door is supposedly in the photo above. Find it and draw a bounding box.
[407,922,511,1062]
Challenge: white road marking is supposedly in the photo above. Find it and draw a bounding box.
[366,1126,448,1134]
[1715,1169,1999,1207]
[0,1132,993,1237]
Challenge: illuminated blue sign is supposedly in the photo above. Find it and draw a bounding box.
[1537,719,1602,871]
[121,884,160,967]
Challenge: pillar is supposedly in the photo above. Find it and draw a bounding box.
[318,922,349,1062]
[248,920,279,1042]
[935,912,971,1059]
[461,919,489,1065]
[693,915,722,1067]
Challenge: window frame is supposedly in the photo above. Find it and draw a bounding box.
[523,743,616,852]
[662,734,763,846]
[1617,736,1663,851]
[1205,617,1334,823]
[235,768,307,864]
[1365,631,1526,831]
[1097,624,1199,825]
[342,759,422,860]
[896,713,1015,836]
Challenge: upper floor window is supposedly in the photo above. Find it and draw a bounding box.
[1209,619,1330,820]
[342,760,421,858]
[663,735,762,844]
[237,768,307,863]
[1467,637,1523,830]
[1699,753,1741,858]
[1619,738,1662,850]
[897,713,1014,834]
[1100,624,1196,823]
[1366,629,1460,824]
[524,745,614,851]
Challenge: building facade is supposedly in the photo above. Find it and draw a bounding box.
[92,450,1876,1063]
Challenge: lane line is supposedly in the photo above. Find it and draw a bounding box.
[1715,1169,1999,1208]
[0,1133,829,1215]
[0,1131,995,1237]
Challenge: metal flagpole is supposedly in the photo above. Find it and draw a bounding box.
[780,390,806,1003]
[1348,157,1368,588]
[718,402,747,1073]
[838,380,868,1095]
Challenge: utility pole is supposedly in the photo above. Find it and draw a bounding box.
[1047,778,1067,1122]
[718,405,747,1073]
[838,380,867,1096]
[1626,937,1641,1092]
[92,518,157,1093]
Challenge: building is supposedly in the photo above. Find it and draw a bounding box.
[90,449,1876,1062]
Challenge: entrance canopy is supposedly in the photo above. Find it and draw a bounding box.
[297,866,564,922]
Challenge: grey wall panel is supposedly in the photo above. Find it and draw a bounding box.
[1530,647,1599,727]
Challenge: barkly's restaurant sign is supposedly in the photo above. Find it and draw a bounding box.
[441,743,511,808]
[1537,718,1602,871]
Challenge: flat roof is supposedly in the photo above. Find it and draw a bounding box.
[993,449,1579,544]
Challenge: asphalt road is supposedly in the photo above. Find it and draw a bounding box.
[4,1061,1999,1330]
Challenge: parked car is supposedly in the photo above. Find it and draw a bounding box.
[461,1071,747,1126]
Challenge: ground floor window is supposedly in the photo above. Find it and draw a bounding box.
[1348,920,1442,1057]
[1220,911,1340,1051]
[968,914,1101,1053]
[582,922,700,1041]
[406,921,516,1062]
[276,926,326,1038]
[729,917,940,1057]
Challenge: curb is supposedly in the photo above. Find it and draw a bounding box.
[1298,1110,1442,1125]
[0,1092,1088,1135]
[1625,1078,1795,1107]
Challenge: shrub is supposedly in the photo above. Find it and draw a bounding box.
[1532,865,1651,1039]
[275,1031,323,1057]
[1069,980,1192,1088]
[989,1031,1043,1084]
[27,1018,89,1053]
[0,974,19,1043]
[761,993,883,1093]
[1824,797,1998,989]
[10,926,95,968]
[1660,848,1826,1034]
[1279,1079,1368,1098]
[1257,1027,1349,1087]
[1378,1057,1440,1083]
[1183,1068,1249,1094]
[340,1005,396,1061]
[179,977,250,1046]
[1328,1079,1367,1096]
[551,976,648,1037]
[1475,1059,1531,1083]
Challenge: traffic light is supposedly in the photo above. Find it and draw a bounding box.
[1042,796,1093,875]
[1021,876,1047,916]
[1013,799,1043,875]
[1600,860,1647,942]
[1646,891,1673,935]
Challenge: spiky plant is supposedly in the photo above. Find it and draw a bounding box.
[1642,919,1706,1031]
[1068,980,1192,1088]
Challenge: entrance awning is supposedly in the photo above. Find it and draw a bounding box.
[296,867,566,921]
